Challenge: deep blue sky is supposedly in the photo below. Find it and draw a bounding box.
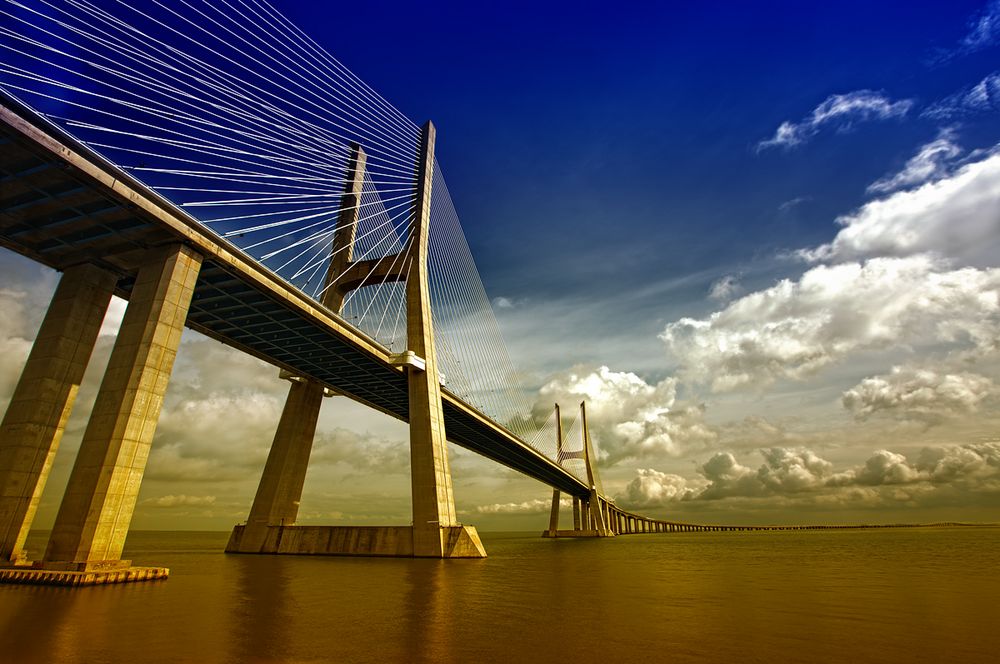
[279,0,999,313]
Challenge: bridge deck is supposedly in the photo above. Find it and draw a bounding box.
[0,95,589,499]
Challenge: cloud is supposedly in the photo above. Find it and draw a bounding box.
[148,390,284,482]
[803,146,1000,266]
[843,367,998,424]
[698,448,835,500]
[778,196,811,213]
[619,468,702,507]
[715,415,821,452]
[0,288,36,404]
[708,275,742,302]
[615,443,1000,508]
[837,449,923,486]
[924,72,1000,119]
[310,428,409,473]
[533,366,716,462]
[867,129,963,194]
[932,2,1000,62]
[98,296,127,337]
[141,494,217,508]
[959,1,1000,52]
[661,256,1000,392]
[492,296,516,309]
[758,91,912,151]
[476,497,571,514]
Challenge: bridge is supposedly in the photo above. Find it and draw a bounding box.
[0,0,811,586]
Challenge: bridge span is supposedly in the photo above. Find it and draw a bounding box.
[0,1,861,588]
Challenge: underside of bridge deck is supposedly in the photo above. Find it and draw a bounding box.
[0,96,589,500]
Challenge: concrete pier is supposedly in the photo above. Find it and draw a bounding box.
[0,264,116,565]
[38,244,201,580]
[226,524,485,558]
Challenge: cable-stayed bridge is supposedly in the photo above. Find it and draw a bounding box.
[0,0,773,586]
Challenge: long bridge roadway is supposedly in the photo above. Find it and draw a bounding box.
[0,92,590,501]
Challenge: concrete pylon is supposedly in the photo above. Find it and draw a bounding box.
[544,404,563,537]
[540,400,613,538]
[407,122,484,558]
[43,244,202,571]
[225,128,483,559]
[0,264,117,565]
[581,401,610,536]
[227,144,367,554]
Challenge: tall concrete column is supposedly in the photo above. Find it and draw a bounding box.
[227,145,367,554]
[406,122,483,558]
[0,264,116,564]
[572,498,581,530]
[545,405,563,537]
[44,244,202,569]
[234,379,326,552]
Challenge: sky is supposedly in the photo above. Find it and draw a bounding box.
[2,0,1000,530]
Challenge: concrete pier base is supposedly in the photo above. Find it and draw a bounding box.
[541,528,604,538]
[225,524,486,558]
[0,564,168,586]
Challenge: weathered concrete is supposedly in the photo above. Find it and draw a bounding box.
[406,123,478,558]
[543,405,563,538]
[227,126,485,560]
[227,524,486,558]
[0,264,116,564]
[229,379,326,553]
[43,244,202,571]
[0,565,168,586]
[545,529,600,538]
[229,144,366,555]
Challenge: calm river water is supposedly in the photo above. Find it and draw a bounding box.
[2,527,998,663]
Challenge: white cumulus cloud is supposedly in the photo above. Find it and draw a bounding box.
[618,468,702,507]
[661,256,1000,392]
[616,443,1000,508]
[842,367,997,424]
[533,366,716,462]
[803,145,1000,266]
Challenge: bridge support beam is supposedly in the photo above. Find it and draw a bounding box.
[34,244,201,583]
[0,264,116,566]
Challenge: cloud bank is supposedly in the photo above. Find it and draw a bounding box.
[661,256,1000,392]
[618,443,1000,509]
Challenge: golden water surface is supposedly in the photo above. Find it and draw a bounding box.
[1,527,998,663]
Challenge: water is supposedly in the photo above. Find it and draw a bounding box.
[2,528,998,663]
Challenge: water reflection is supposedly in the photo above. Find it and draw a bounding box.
[403,560,450,663]
[0,586,78,663]
[227,555,293,664]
